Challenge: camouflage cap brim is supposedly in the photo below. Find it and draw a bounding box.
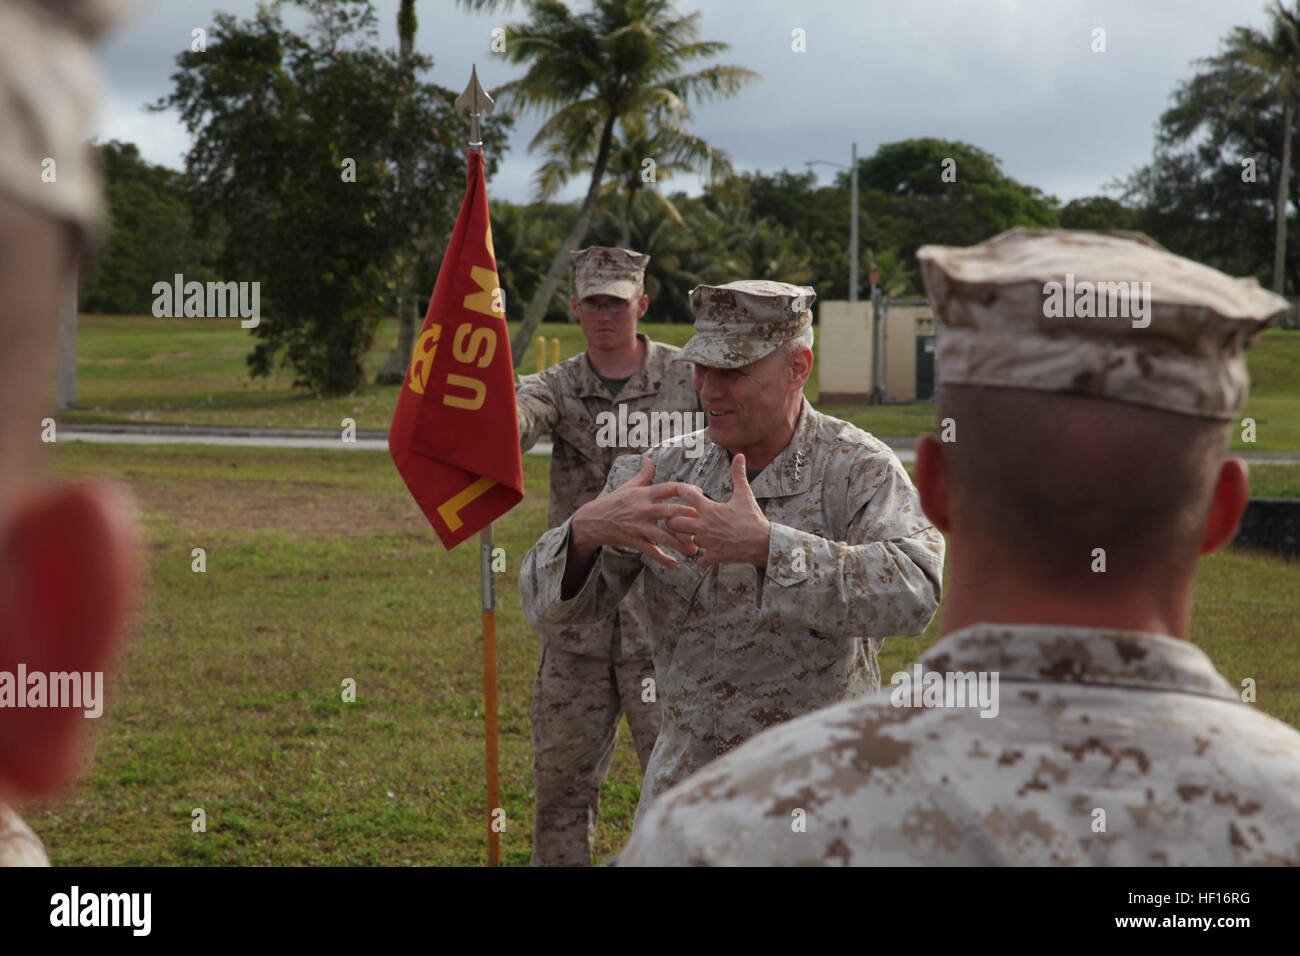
[676,332,784,369]
[577,276,643,300]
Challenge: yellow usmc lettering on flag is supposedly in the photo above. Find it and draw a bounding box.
[405,258,502,406]
[416,226,506,532]
[437,475,496,532]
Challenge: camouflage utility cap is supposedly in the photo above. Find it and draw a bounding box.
[917,228,1288,421]
[570,246,650,300]
[679,280,816,369]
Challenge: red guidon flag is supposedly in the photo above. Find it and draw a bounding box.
[389,149,523,549]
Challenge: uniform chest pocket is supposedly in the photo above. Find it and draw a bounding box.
[641,552,709,630]
[761,498,833,542]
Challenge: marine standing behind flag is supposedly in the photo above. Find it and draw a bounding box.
[514,247,700,866]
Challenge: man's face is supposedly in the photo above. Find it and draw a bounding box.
[572,292,647,349]
[692,347,794,451]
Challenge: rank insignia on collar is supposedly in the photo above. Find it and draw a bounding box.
[695,444,715,480]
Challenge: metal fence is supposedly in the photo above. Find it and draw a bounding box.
[871,291,936,404]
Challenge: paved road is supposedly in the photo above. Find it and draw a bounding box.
[54,423,1300,466]
[58,423,558,455]
[56,423,909,459]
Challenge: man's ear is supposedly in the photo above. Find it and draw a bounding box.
[0,482,139,796]
[636,293,649,319]
[915,434,951,533]
[789,345,813,390]
[1200,458,1250,556]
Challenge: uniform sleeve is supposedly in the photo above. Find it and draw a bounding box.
[760,452,944,639]
[515,369,560,452]
[0,802,50,866]
[614,802,715,866]
[518,454,647,648]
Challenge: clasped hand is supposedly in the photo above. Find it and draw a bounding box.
[571,454,771,570]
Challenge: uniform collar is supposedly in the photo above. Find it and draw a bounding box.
[687,397,818,501]
[919,623,1239,701]
[576,332,665,402]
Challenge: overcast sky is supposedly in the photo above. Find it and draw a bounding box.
[94,0,1273,205]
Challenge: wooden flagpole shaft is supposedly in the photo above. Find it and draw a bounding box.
[480,524,500,867]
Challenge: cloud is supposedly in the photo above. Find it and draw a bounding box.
[90,0,1270,203]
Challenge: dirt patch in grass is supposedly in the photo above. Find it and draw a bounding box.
[128,477,429,538]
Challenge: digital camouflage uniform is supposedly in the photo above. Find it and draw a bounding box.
[520,281,945,828]
[0,0,135,869]
[518,246,700,866]
[617,229,1300,866]
[617,625,1300,865]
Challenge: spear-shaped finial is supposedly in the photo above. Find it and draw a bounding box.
[455,64,495,151]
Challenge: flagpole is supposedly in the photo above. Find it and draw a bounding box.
[480,524,499,867]
[457,63,501,868]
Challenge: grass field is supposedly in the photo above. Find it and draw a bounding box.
[15,442,1300,866]
[54,316,1300,453]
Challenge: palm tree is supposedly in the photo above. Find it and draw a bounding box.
[588,192,709,323]
[1200,1,1300,293]
[376,0,420,383]
[863,248,913,298]
[489,199,573,324]
[566,112,732,247]
[458,0,756,365]
[702,177,815,286]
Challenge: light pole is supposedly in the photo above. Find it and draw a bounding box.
[806,141,859,300]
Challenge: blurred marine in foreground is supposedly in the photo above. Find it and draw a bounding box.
[0,0,140,865]
[618,229,1300,865]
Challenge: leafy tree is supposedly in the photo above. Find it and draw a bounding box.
[1118,145,1277,281]
[487,199,576,326]
[745,167,887,299]
[459,0,757,366]
[1138,0,1300,292]
[1058,196,1140,232]
[578,111,732,247]
[843,138,1060,272]
[863,247,913,299]
[701,177,815,286]
[585,190,708,323]
[81,141,218,314]
[376,0,423,384]
[154,0,509,394]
